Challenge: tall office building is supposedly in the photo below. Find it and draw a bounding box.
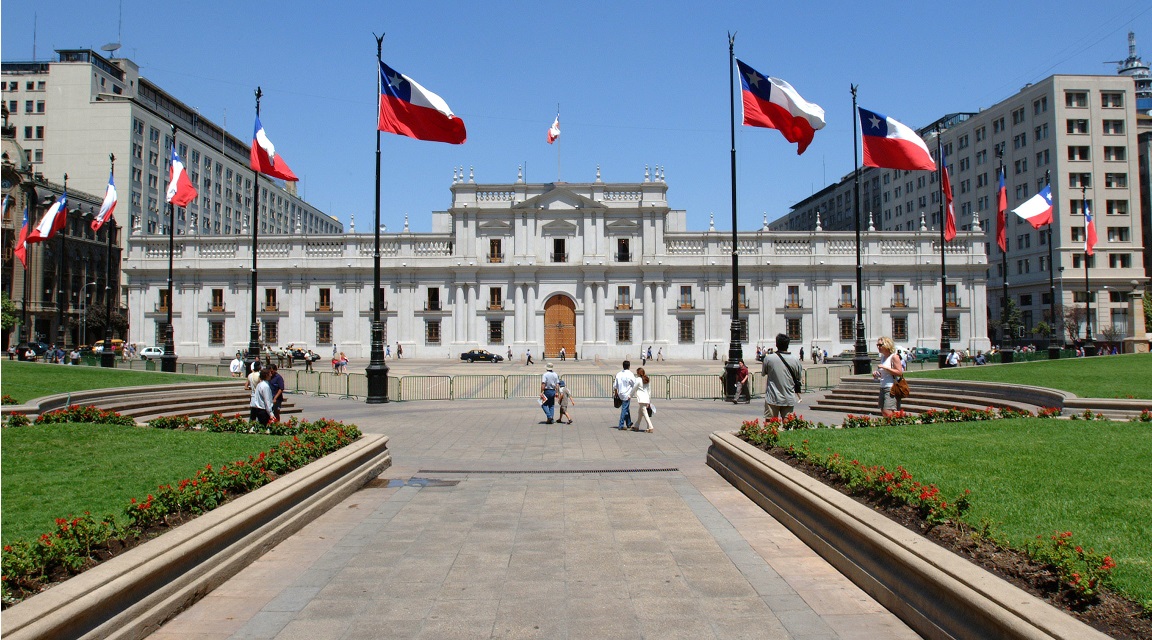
[1,49,341,238]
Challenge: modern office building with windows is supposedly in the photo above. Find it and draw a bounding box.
[1,49,341,238]
[122,173,990,360]
[771,72,1148,347]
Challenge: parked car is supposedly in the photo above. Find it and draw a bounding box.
[16,342,50,360]
[459,349,504,363]
[912,347,939,360]
[139,346,165,360]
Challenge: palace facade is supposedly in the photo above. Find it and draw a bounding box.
[123,175,990,360]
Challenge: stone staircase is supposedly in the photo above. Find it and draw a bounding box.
[9,381,301,424]
[811,376,1063,417]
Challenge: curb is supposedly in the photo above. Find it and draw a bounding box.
[706,431,1109,640]
[1,434,392,640]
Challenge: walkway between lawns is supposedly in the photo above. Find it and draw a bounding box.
[151,394,918,640]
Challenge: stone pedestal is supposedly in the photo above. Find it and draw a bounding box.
[1123,289,1149,354]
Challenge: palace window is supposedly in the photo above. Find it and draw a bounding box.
[616,286,631,309]
[211,288,224,311]
[616,319,632,344]
[786,318,802,341]
[209,322,224,345]
[317,321,332,345]
[318,288,332,311]
[679,285,693,309]
[944,319,960,341]
[425,287,440,311]
[489,287,503,310]
[678,318,694,343]
[839,317,854,341]
[551,238,567,263]
[489,238,503,263]
[892,317,908,341]
[488,320,503,344]
[425,320,441,345]
[892,284,907,307]
[264,288,278,311]
[263,321,278,345]
[158,289,171,312]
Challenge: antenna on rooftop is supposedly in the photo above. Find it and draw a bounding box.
[101,43,121,58]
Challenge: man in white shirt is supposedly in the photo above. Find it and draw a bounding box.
[946,349,960,368]
[229,353,244,377]
[614,361,637,430]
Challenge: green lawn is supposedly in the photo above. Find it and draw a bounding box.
[779,419,1152,606]
[907,353,1152,399]
[0,360,227,404]
[1,424,282,544]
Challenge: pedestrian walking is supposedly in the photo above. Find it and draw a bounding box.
[557,380,575,424]
[613,360,637,430]
[525,349,534,365]
[632,367,655,433]
[249,367,274,426]
[507,346,513,363]
[559,346,566,361]
[540,363,560,424]
[762,333,803,420]
[396,343,403,359]
[873,336,904,417]
[385,344,391,359]
[268,363,286,422]
[734,359,751,404]
[656,347,664,361]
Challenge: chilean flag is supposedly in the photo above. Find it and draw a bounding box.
[250,116,299,181]
[92,170,118,231]
[940,151,956,241]
[858,107,936,171]
[378,61,467,144]
[996,167,1008,252]
[1012,185,1053,229]
[736,60,824,155]
[26,193,67,244]
[547,114,560,144]
[166,148,198,206]
[14,206,30,268]
[1084,201,1098,256]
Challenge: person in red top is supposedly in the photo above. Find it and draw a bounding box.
[734,359,752,404]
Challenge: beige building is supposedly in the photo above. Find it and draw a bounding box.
[772,74,1147,347]
[1,49,341,239]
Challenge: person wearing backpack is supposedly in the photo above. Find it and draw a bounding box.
[761,333,803,419]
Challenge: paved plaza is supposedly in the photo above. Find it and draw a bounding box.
[150,360,919,640]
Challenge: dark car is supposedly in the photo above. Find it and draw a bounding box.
[16,342,50,360]
[460,349,504,363]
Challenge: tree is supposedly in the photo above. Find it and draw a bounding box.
[990,299,1024,346]
[82,302,129,338]
[1099,323,1123,348]
[1144,291,1151,333]
[1,293,17,333]
[1062,304,1087,343]
[1031,321,1051,341]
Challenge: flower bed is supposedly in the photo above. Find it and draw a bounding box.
[1,408,361,606]
[733,409,1150,638]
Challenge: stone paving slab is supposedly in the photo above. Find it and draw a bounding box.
[151,394,917,639]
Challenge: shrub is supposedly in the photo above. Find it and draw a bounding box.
[1132,409,1151,423]
[1026,531,1116,602]
[738,419,779,448]
[148,415,194,430]
[4,412,31,428]
[35,405,135,427]
[2,395,17,405]
[1036,406,1063,419]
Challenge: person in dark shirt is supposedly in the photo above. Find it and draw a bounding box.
[268,363,286,422]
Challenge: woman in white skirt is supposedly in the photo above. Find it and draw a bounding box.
[631,367,655,433]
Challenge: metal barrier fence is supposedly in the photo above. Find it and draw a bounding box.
[49,360,852,402]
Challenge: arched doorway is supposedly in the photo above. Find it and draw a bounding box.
[543,295,576,358]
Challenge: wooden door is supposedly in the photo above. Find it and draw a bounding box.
[543,295,576,358]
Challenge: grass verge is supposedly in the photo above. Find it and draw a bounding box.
[0,360,227,404]
[905,353,1152,399]
[1,424,282,544]
[778,419,1152,607]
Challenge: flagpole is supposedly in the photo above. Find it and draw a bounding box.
[21,209,30,345]
[850,85,870,375]
[1082,184,1095,356]
[936,126,951,367]
[161,125,178,373]
[247,87,263,367]
[556,104,561,182]
[366,33,390,404]
[1046,170,1058,359]
[101,153,117,368]
[55,173,68,350]
[998,159,1013,363]
[724,32,744,402]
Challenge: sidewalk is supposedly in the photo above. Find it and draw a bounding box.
[151,394,918,640]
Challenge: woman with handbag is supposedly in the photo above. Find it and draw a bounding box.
[872,336,905,416]
[631,367,655,433]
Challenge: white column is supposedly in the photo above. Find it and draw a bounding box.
[467,284,477,342]
[515,283,525,342]
[654,283,664,342]
[526,284,536,343]
[453,284,464,343]
[583,282,593,349]
[643,283,654,345]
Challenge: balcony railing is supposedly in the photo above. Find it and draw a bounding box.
[488,301,504,310]
[615,252,633,262]
[946,298,961,308]
[262,303,279,312]
[891,297,907,308]
[207,303,225,312]
[315,303,333,312]
[550,252,568,263]
[154,303,169,312]
[838,299,854,308]
[425,301,442,311]
[487,253,504,263]
[678,299,695,309]
[785,298,804,308]
[616,301,632,310]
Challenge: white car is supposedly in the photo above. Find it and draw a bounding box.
[140,346,165,360]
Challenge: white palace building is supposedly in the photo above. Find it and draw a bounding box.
[123,172,991,360]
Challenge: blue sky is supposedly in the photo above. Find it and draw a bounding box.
[2,1,1150,233]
